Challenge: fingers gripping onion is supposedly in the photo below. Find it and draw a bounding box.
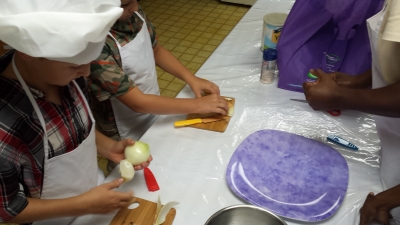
[119,141,150,182]
[119,159,135,182]
[124,141,151,165]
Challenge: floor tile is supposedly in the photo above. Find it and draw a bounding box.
[157,79,170,89]
[160,73,175,81]
[161,89,179,98]
[139,0,249,98]
[166,82,186,92]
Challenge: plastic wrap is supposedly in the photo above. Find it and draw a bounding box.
[71,0,383,224]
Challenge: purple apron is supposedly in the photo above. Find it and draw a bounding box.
[276,0,383,92]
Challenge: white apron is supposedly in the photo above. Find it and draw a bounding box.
[108,11,160,141]
[367,2,400,223]
[12,57,98,225]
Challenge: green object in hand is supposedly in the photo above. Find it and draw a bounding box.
[308,72,317,79]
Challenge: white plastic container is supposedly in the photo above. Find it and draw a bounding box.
[261,13,288,50]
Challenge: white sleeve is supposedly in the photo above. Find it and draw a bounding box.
[382,0,400,42]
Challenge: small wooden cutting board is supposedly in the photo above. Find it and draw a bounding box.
[185,97,235,132]
[110,197,176,225]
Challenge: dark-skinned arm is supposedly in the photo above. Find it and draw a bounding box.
[303,69,400,117]
[359,185,400,225]
[331,69,372,89]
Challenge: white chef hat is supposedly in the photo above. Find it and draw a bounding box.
[0,0,123,64]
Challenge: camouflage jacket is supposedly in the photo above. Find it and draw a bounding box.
[88,5,158,140]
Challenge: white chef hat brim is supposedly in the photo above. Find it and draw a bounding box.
[0,0,123,64]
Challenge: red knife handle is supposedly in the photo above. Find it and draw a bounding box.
[144,168,160,192]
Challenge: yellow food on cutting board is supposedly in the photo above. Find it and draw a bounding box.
[225,97,234,116]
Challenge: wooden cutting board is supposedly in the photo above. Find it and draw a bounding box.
[110,197,176,225]
[185,97,235,132]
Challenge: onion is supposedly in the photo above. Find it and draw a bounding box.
[119,159,135,182]
[154,196,179,225]
[225,97,234,116]
[124,141,151,165]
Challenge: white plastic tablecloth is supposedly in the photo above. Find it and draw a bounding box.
[73,0,383,224]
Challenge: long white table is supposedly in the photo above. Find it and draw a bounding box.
[73,0,383,224]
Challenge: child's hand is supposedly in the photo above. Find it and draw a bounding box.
[107,138,135,164]
[79,178,134,214]
[133,155,152,171]
[187,77,220,98]
[194,94,228,115]
[107,139,152,171]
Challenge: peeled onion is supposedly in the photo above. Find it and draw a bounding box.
[119,159,135,182]
[124,141,151,165]
[225,98,234,116]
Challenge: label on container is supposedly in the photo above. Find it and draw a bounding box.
[262,25,282,50]
[261,13,287,51]
[271,28,282,43]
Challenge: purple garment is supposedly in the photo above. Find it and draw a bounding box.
[276,0,383,92]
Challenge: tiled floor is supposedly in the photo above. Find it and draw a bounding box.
[141,0,250,97]
[97,0,250,177]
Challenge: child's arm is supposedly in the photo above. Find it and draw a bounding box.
[153,43,220,98]
[5,179,133,223]
[117,87,228,115]
[303,69,400,117]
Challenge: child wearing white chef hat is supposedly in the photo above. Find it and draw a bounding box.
[0,0,150,224]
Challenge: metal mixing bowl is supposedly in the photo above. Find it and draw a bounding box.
[204,205,287,225]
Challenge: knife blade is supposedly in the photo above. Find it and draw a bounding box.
[290,98,308,103]
[174,118,224,127]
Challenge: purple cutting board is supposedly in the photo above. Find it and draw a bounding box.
[226,130,349,222]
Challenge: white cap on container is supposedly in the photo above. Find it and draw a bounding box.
[263,13,288,26]
[0,0,123,64]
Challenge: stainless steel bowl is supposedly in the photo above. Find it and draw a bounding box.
[205,205,287,225]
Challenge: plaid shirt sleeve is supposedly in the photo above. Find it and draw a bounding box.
[0,53,30,222]
[88,43,136,102]
[0,157,28,222]
[0,124,32,222]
